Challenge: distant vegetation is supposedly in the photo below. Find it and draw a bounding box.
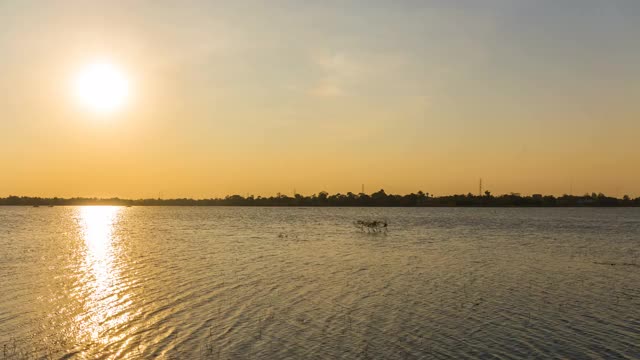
[1,190,639,207]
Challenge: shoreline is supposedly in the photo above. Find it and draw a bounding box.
[2,191,639,207]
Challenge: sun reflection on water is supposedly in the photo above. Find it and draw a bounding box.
[75,206,129,346]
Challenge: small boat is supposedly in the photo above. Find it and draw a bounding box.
[48,205,54,207]
[32,205,40,208]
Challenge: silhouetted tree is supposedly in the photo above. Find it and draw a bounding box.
[0,191,636,207]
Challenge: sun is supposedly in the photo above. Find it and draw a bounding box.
[73,62,131,113]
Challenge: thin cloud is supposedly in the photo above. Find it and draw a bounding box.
[309,52,361,97]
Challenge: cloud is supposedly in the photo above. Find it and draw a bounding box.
[309,52,361,97]
[310,80,346,97]
[308,50,420,99]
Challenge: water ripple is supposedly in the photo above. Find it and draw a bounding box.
[0,207,639,358]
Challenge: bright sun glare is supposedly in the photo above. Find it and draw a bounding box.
[74,62,130,113]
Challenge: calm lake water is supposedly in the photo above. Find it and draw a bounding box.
[1,206,639,359]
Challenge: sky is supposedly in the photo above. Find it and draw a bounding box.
[1,0,639,198]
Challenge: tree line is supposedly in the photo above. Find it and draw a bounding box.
[1,190,639,207]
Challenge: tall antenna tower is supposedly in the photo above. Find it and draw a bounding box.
[361,184,365,194]
[479,178,483,196]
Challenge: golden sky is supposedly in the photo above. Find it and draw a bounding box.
[1,1,639,198]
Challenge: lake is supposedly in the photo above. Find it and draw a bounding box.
[1,207,639,359]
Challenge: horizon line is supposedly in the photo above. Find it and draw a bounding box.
[2,190,638,203]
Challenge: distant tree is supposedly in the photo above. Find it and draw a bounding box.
[371,189,388,205]
[371,189,387,198]
[0,190,637,207]
[316,191,329,205]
